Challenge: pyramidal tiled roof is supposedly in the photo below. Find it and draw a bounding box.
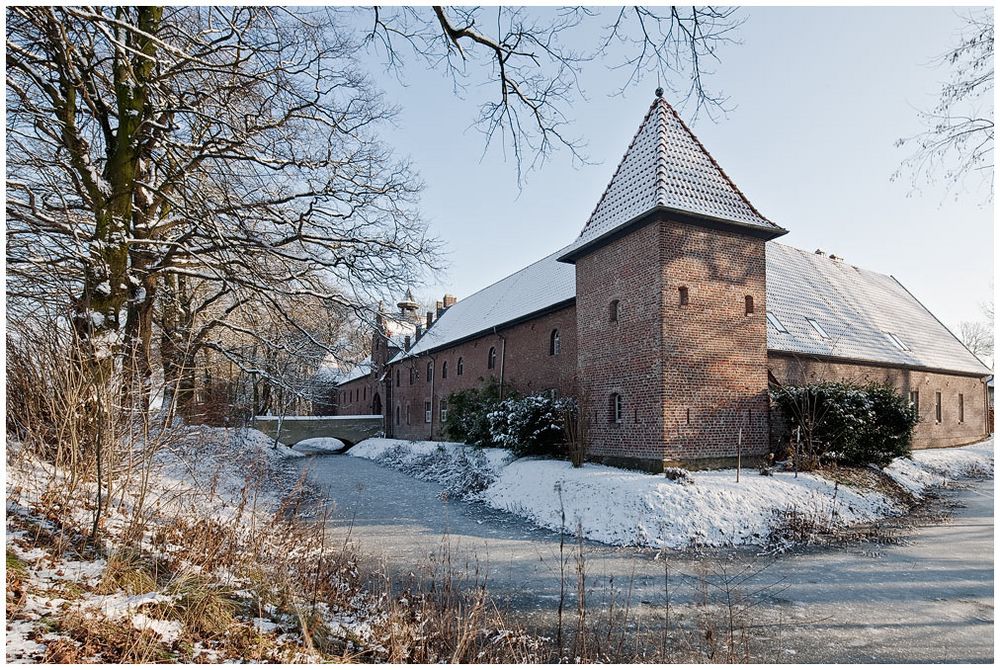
[560,95,784,260]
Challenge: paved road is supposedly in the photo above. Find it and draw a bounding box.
[301,455,994,663]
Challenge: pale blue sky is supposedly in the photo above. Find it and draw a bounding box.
[366,6,993,331]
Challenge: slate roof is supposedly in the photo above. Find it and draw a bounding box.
[389,247,577,362]
[765,244,988,375]
[337,356,374,385]
[560,96,784,261]
[390,242,987,377]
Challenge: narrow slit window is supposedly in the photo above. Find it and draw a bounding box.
[678,286,689,306]
[959,394,965,423]
[550,329,561,356]
[806,317,830,339]
[487,347,496,370]
[766,312,788,333]
[424,400,432,423]
[609,299,620,323]
[442,361,448,379]
[935,392,942,423]
[909,390,919,411]
[426,361,433,383]
[457,357,464,376]
[609,393,623,424]
[744,295,754,315]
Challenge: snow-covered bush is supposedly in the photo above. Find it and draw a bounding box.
[443,379,504,446]
[663,467,694,485]
[487,393,576,457]
[772,382,917,468]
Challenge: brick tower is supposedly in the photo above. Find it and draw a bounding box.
[558,92,787,470]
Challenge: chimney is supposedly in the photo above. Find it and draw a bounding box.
[415,324,423,340]
[404,335,411,350]
[814,249,824,255]
[443,293,457,308]
[426,311,434,330]
[435,300,444,318]
[829,253,840,261]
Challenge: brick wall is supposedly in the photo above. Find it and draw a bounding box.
[659,220,771,462]
[575,221,667,469]
[335,376,380,416]
[387,305,578,441]
[768,353,988,449]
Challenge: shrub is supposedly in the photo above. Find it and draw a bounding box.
[443,379,505,446]
[771,381,917,468]
[487,393,576,457]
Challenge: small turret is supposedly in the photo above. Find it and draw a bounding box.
[397,288,420,324]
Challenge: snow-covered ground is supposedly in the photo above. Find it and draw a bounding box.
[292,437,347,454]
[349,437,994,550]
[5,424,373,664]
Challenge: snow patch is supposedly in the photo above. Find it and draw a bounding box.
[293,437,346,454]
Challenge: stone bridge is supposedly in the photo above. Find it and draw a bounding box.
[252,415,383,448]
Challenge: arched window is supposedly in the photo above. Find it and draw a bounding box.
[363,387,367,400]
[457,357,464,376]
[409,367,415,385]
[609,299,620,323]
[426,361,433,383]
[744,295,754,315]
[609,393,623,424]
[678,286,689,306]
[442,361,448,379]
[549,329,561,355]
[487,347,497,370]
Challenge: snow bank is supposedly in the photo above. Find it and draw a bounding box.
[885,438,993,498]
[293,437,347,454]
[349,437,994,549]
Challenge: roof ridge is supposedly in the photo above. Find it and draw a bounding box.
[658,99,774,227]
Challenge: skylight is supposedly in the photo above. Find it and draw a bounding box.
[806,317,830,339]
[766,312,788,333]
[884,332,910,352]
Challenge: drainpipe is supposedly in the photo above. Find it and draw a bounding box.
[493,326,507,400]
[428,353,437,440]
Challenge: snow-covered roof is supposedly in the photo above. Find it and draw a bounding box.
[391,241,986,377]
[382,316,416,350]
[337,356,374,385]
[766,244,989,376]
[391,246,577,361]
[560,96,784,261]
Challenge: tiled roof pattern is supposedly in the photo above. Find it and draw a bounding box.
[765,244,988,376]
[566,98,779,256]
[390,247,577,361]
[393,242,987,377]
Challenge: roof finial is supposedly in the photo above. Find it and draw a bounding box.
[655,86,663,99]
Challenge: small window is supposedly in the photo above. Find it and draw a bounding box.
[959,394,965,423]
[909,390,919,411]
[424,400,432,423]
[884,332,910,352]
[396,369,400,387]
[406,404,411,425]
[363,387,367,400]
[442,361,448,379]
[806,317,830,339]
[935,392,942,423]
[678,286,689,306]
[409,368,415,385]
[744,295,754,315]
[440,400,449,423]
[426,361,433,383]
[766,312,788,333]
[550,329,561,356]
[395,405,400,425]
[609,393,623,424]
[609,299,620,323]
[457,357,464,376]
[488,347,497,370]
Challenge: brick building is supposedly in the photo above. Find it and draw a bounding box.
[336,93,990,470]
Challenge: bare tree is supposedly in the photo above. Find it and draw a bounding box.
[895,9,994,200]
[362,6,743,181]
[7,6,439,407]
[959,321,993,365]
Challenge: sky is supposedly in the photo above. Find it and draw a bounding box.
[363,6,993,332]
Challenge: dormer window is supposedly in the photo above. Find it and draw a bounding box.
[766,312,788,333]
[884,332,910,351]
[806,317,830,339]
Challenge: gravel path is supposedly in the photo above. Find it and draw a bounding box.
[301,455,993,663]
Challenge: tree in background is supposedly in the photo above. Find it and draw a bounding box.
[895,9,994,201]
